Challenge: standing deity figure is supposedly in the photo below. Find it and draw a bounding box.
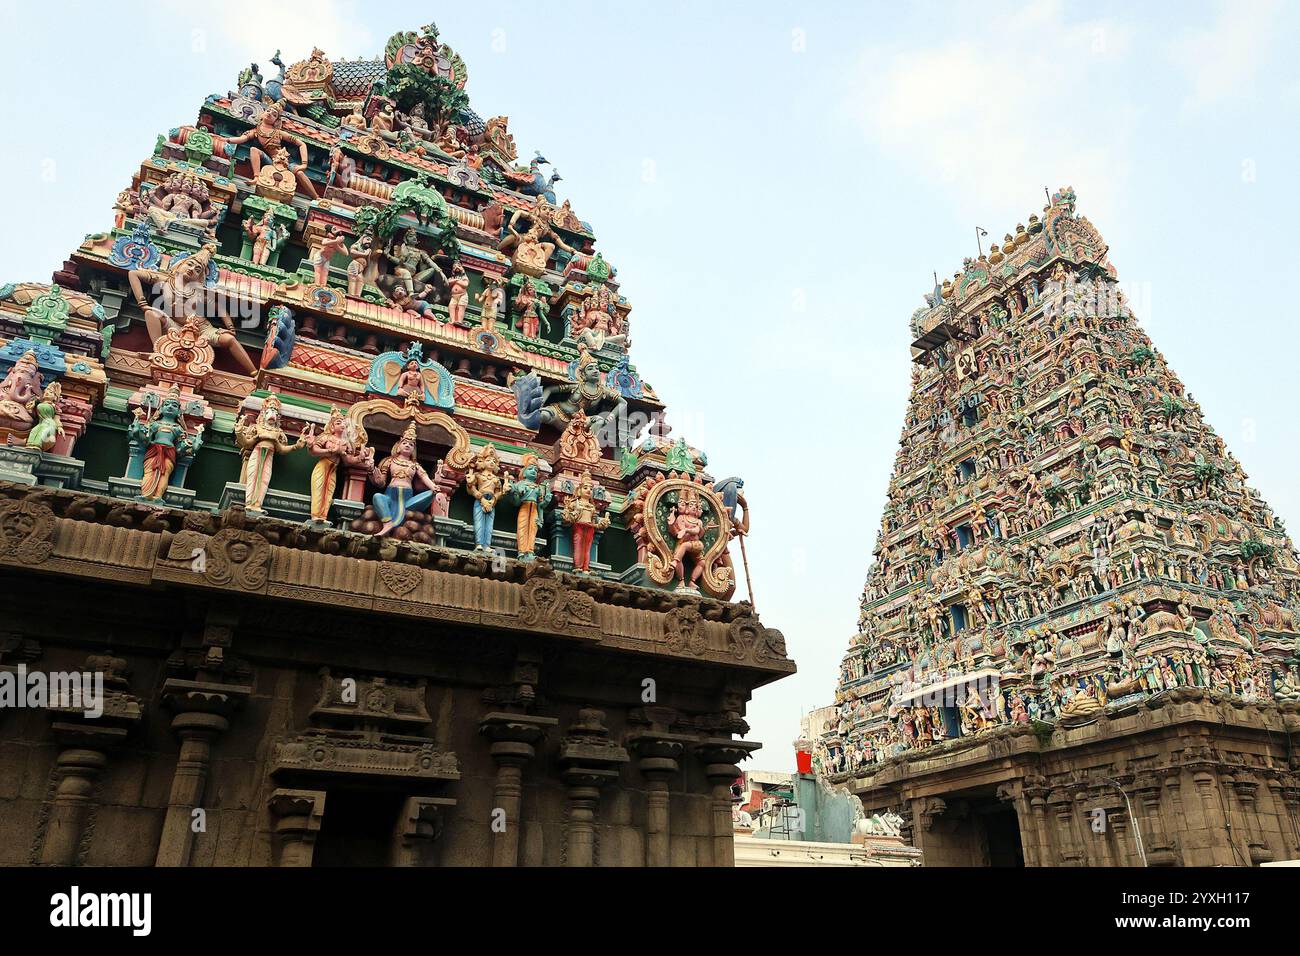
[225,104,319,198]
[244,208,289,266]
[24,381,65,452]
[234,394,302,513]
[561,470,609,573]
[128,243,258,375]
[476,274,504,332]
[447,263,470,327]
[465,443,506,552]
[299,407,373,525]
[509,453,552,560]
[368,423,436,536]
[666,483,715,592]
[512,281,549,339]
[312,225,350,286]
[130,388,203,502]
[0,350,44,435]
[347,233,374,297]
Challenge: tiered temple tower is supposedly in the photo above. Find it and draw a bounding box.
[817,188,1300,866]
[0,23,791,866]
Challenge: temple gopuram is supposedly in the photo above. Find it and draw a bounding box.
[0,23,792,867]
[817,188,1300,867]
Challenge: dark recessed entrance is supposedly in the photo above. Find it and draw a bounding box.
[312,789,405,867]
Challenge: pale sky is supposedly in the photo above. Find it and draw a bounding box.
[2,0,1298,767]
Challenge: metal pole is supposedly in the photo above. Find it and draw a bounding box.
[1102,776,1148,866]
[737,532,756,613]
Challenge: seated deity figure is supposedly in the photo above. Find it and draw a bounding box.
[0,350,44,436]
[127,243,258,375]
[139,172,221,237]
[225,104,319,198]
[369,423,437,537]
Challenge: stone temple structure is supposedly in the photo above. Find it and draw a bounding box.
[816,188,1300,867]
[0,23,792,866]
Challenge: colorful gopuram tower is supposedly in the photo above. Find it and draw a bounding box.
[0,23,791,867]
[818,188,1300,867]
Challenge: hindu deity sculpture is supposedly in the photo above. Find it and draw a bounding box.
[225,104,319,198]
[476,274,504,332]
[347,233,374,297]
[368,423,437,536]
[514,349,629,448]
[244,208,289,266]
[497,196,575,276]
[447,262,470,327]
[127,243,258,375]
[571,284,628,351]
[561,470,609,573]
[24,381,65,452]
[512,281,548,339]
[139,172,221,236]
[299,407,374,525]
[668,483,715,592]
[0,350,43,436]
[509,453,552,560]
[383,227,446,298]
[312,225,350,287]
[130,387,203,502]
[388,285,442,322]
[464,443,505,552]
[234,394,303,514]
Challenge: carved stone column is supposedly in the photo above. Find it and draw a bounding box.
[268,789,325,867]
[694,738,760,867]
[154,679,250,867]
[479,711,557,867]
[558,708,628,867]
[38,652,142,865]
[627,731,691,867]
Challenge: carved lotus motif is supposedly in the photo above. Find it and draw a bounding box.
[378,561,422,597]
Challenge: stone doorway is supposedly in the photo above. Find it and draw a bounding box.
[974,797,1024,867]
[312,789,407,867]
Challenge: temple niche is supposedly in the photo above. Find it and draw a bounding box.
[0,22,791,868]
[816,188,1300,867]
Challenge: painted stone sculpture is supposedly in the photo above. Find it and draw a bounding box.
[234,393,302,514]
[0,350,43,436]
[127,243,258,376]
[24,381,65,452]
[368,422,437,537]
[464,443,505,553]
[130,387,204,503]
[509,453,551,560]
[513,349,628,448]
[560,470,609,573]
[299,407,373,525]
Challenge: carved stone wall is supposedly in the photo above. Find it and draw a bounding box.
[0,483,793,866]
[845,692,1300,867]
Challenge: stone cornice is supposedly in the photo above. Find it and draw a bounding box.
[0,483,794,684]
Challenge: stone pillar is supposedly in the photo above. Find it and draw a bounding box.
[1023,778,1055,866]
[268,789,325,867]
[37,652,142,865]
[478,712,557,867]
[38,747,108,865]
[694,739,760,867]
[627,733,689,867]
[154,679,250,867]
[558,708,628,867]
[1133,773,1176,866]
